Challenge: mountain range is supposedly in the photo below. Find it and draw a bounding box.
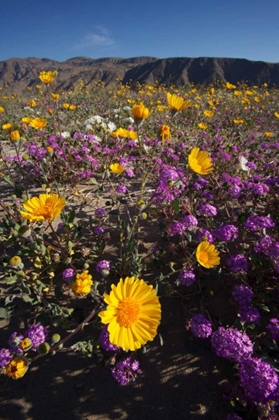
[1,56,279,95]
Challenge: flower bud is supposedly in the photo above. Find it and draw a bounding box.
[51,334,61,344]
[38,342,50,355]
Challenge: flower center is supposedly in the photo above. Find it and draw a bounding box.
[116,297,141,328]
[36,203,54,219]
[199,251,209,264]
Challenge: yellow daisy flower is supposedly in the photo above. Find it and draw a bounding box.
[167,92,191,114]
[9,130,20,142]
[72,270,93,296]
[109,163,125,174]
[158,124,171,142]
[6,357,28,380]
[29,118,47,130]
[99,276,161,351]
[188,147,213,175]
[132,103,151,123]
[196,241,220,269]
[20,193,66,223]
[39,70,58,85]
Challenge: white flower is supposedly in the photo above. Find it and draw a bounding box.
[107,122,117,132]
[84,115,104,125]
[238,156,249,171]
[61,131,71,138]
[121,117,134,125]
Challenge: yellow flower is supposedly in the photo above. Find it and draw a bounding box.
[196,241,220,269]
[109,163,125,174]
[233,119,244,124]
[197,123,208,130]
[69,104,77,110]
[39,70,58,85]
[19,338,32,351]
[203,110,214,118]
[2,122,13,130]
[72,270,93,296]
[20,193,66,223]
[132,103,151,122]
[46,146,53,153]
[52,93,60,100]
[111,128,130,138]
[264,132,273,137]
[188,147,213,175]
[0,106,4,113]
[234,90,242,96]
[63,103,70,109]
[99,276,161,351]
[226,82,236,89]
[21,117,32,124]
[167,92,191,114]
[129,130,138,139]
[159,124,171,141]
[274,112,279,118]
[28,99,36,107]
[9,256,22,266]
[29,118,47,130]
[9,130,20,142]
[6,357,28,380]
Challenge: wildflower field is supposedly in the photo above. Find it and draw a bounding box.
[0,72,279,419]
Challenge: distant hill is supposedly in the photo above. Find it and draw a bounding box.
[0,56,279,94]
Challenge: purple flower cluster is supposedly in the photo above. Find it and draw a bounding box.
[196,228,214,243]
[96,260,110,274]
[178,269,196,286]
[170,221,186,236]
[214,224,238,242]
[266,318,279,340]
[111,357,142,385]
[226,254,248,273]
[243,215,275,232]
[0,348,13,367]
[95,208,106,217]
[197,203,217,217]
[239,357,279,403]
[211,327,253,363]
[26,323,48,348]
[231,284,260,324]
[189,314,212,338]
[182,215,198,228]
[99,325,119,352]
[62,268,75,282]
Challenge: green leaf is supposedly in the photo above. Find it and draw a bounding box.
[0,307,9,319]
[172,198,180,212]
[67,209,76,224]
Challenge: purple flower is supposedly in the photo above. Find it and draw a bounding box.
[198,203,217,217]
[228,185,242,198]
[190,314,212,338]
[268,242,279,260]
[111,357,142,385]
[178,269,196,286]
[238,306,261,324]
[211,327,253,363]
[239,357,279,403]
[267,318,279,340]
[26,324,47,349]
[244,215,275,232]
[214,224,238,242]
[196,228,214,243]
[95,208,106,218]
[159,167,179,184]
[226,254,248,273]
[62,268,75,282]
[93,226,105,235]
[170,221,186,236]
[254,235,274,254]
[96,260,110,273]
[99,325,119,352]
[0,348,13,367]
[182,215,198,228]
[115,184,128,194]
[232,284,253,307]
[125,168,134,178]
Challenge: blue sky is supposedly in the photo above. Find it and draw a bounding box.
[1,0,279,63]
